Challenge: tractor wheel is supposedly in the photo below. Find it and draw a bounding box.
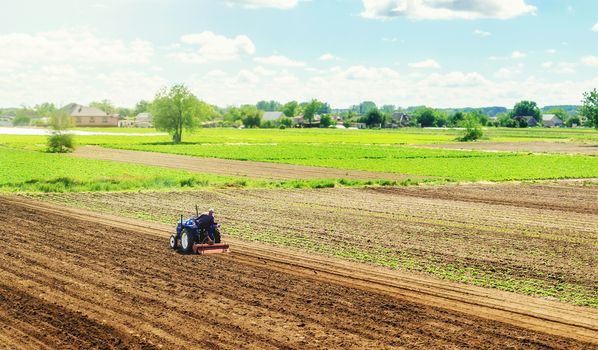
[179,228,194,254]
[214,228,222,244]
[169,235,178,249]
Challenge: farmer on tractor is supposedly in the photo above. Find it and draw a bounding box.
[196,208,219,244]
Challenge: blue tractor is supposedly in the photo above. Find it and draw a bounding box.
[169,206,229,255]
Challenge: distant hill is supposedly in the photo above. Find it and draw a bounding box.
[405,106,508,117]
[541,105,579,116]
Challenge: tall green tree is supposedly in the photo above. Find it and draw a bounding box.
[580,89,598,128]
[240,105,263,128]
[303,99,321,125]
[415,107,436,127]
[365,108,384,127]
[89,99,116,114]
[380,104,395,114]
[34,102,57,117]
[256,100,281,112]
[134,100,151,115]
[509,100,541,120]
[358,101,377,115]
[151,84,212,143]
[281,101,299,117]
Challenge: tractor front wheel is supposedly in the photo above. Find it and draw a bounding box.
[169,235,178,249]
[179,228,194,254]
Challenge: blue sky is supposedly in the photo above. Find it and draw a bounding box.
[0,0,597,108]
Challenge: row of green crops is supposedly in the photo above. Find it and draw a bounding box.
[0,147,427,192]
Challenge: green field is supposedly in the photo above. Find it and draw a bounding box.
[2,127,598,190]
[0,147,413,192]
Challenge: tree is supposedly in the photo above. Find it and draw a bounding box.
[565,116,581,127]
[365,108,384,127]
[12,109,33,126]
[280,117,293,128]
[580,89,598,128]
[380,104,395,114]
[240,105,262,128]
[415,107,436,127]
[134,100,151,115]
[449,111,465,127]
[510,100,541,120]
[47,110,75,153]
[256,100,281,112]
[358,101,377,115]
[151,84,212,143]
[282,101,299,117]
[320,114,333,128]
[546,108,569,122]
[457,114,483,142]
[34,102,56,117]
[303,99,321,125]
[89,99,116,114]
[318,102,331,114]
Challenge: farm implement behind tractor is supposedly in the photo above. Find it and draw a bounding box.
[169,206,230,255]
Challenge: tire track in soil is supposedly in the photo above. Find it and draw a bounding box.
[0,196,596,349]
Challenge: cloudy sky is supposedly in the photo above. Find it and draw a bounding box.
[1,0,597,108]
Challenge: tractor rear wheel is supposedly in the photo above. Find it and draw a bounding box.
[214,228,222,244]
[169,235,177,249]
[179,228,194,254]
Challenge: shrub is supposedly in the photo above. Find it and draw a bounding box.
[457,115,483,142]
[47,133,75,153]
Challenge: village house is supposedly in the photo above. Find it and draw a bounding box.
[513,115,538,127]
[262,111,284,122]
[386,112,411,128]
[0,112,15,126]
[135,112,153,128]
[63,103,120,127]
[542,114,564,128]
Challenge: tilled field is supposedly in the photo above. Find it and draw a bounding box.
[0,197,596,349]
[71,146,416,181]
[28,181,598,306]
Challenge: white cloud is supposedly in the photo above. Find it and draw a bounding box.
[554,62,576,74]
[188,63,598,109]
[592,22,598,32]
[546,49,557,54]
[494,64,523,79]
[254,66,276,76]
[225,0,298,9]
[0,29,153,65]
[421,71,490,87]
[408,59,440,69]
[511,50,527,59]
[319,53,338,61]
[581,55,598,67]
[170,31,255,64]
[253,55,306,67]
[541,61,553,68]
[361,0,536,20]
[473,29,491,37]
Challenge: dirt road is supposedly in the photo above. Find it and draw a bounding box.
[0,196,596,349]
[419,141,598,155]
[71,146,416,181]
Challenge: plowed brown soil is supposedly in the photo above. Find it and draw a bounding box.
[420,141,598,155]
[26,182,598,307]
[0,197,596,349]
[71,146,417,180]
